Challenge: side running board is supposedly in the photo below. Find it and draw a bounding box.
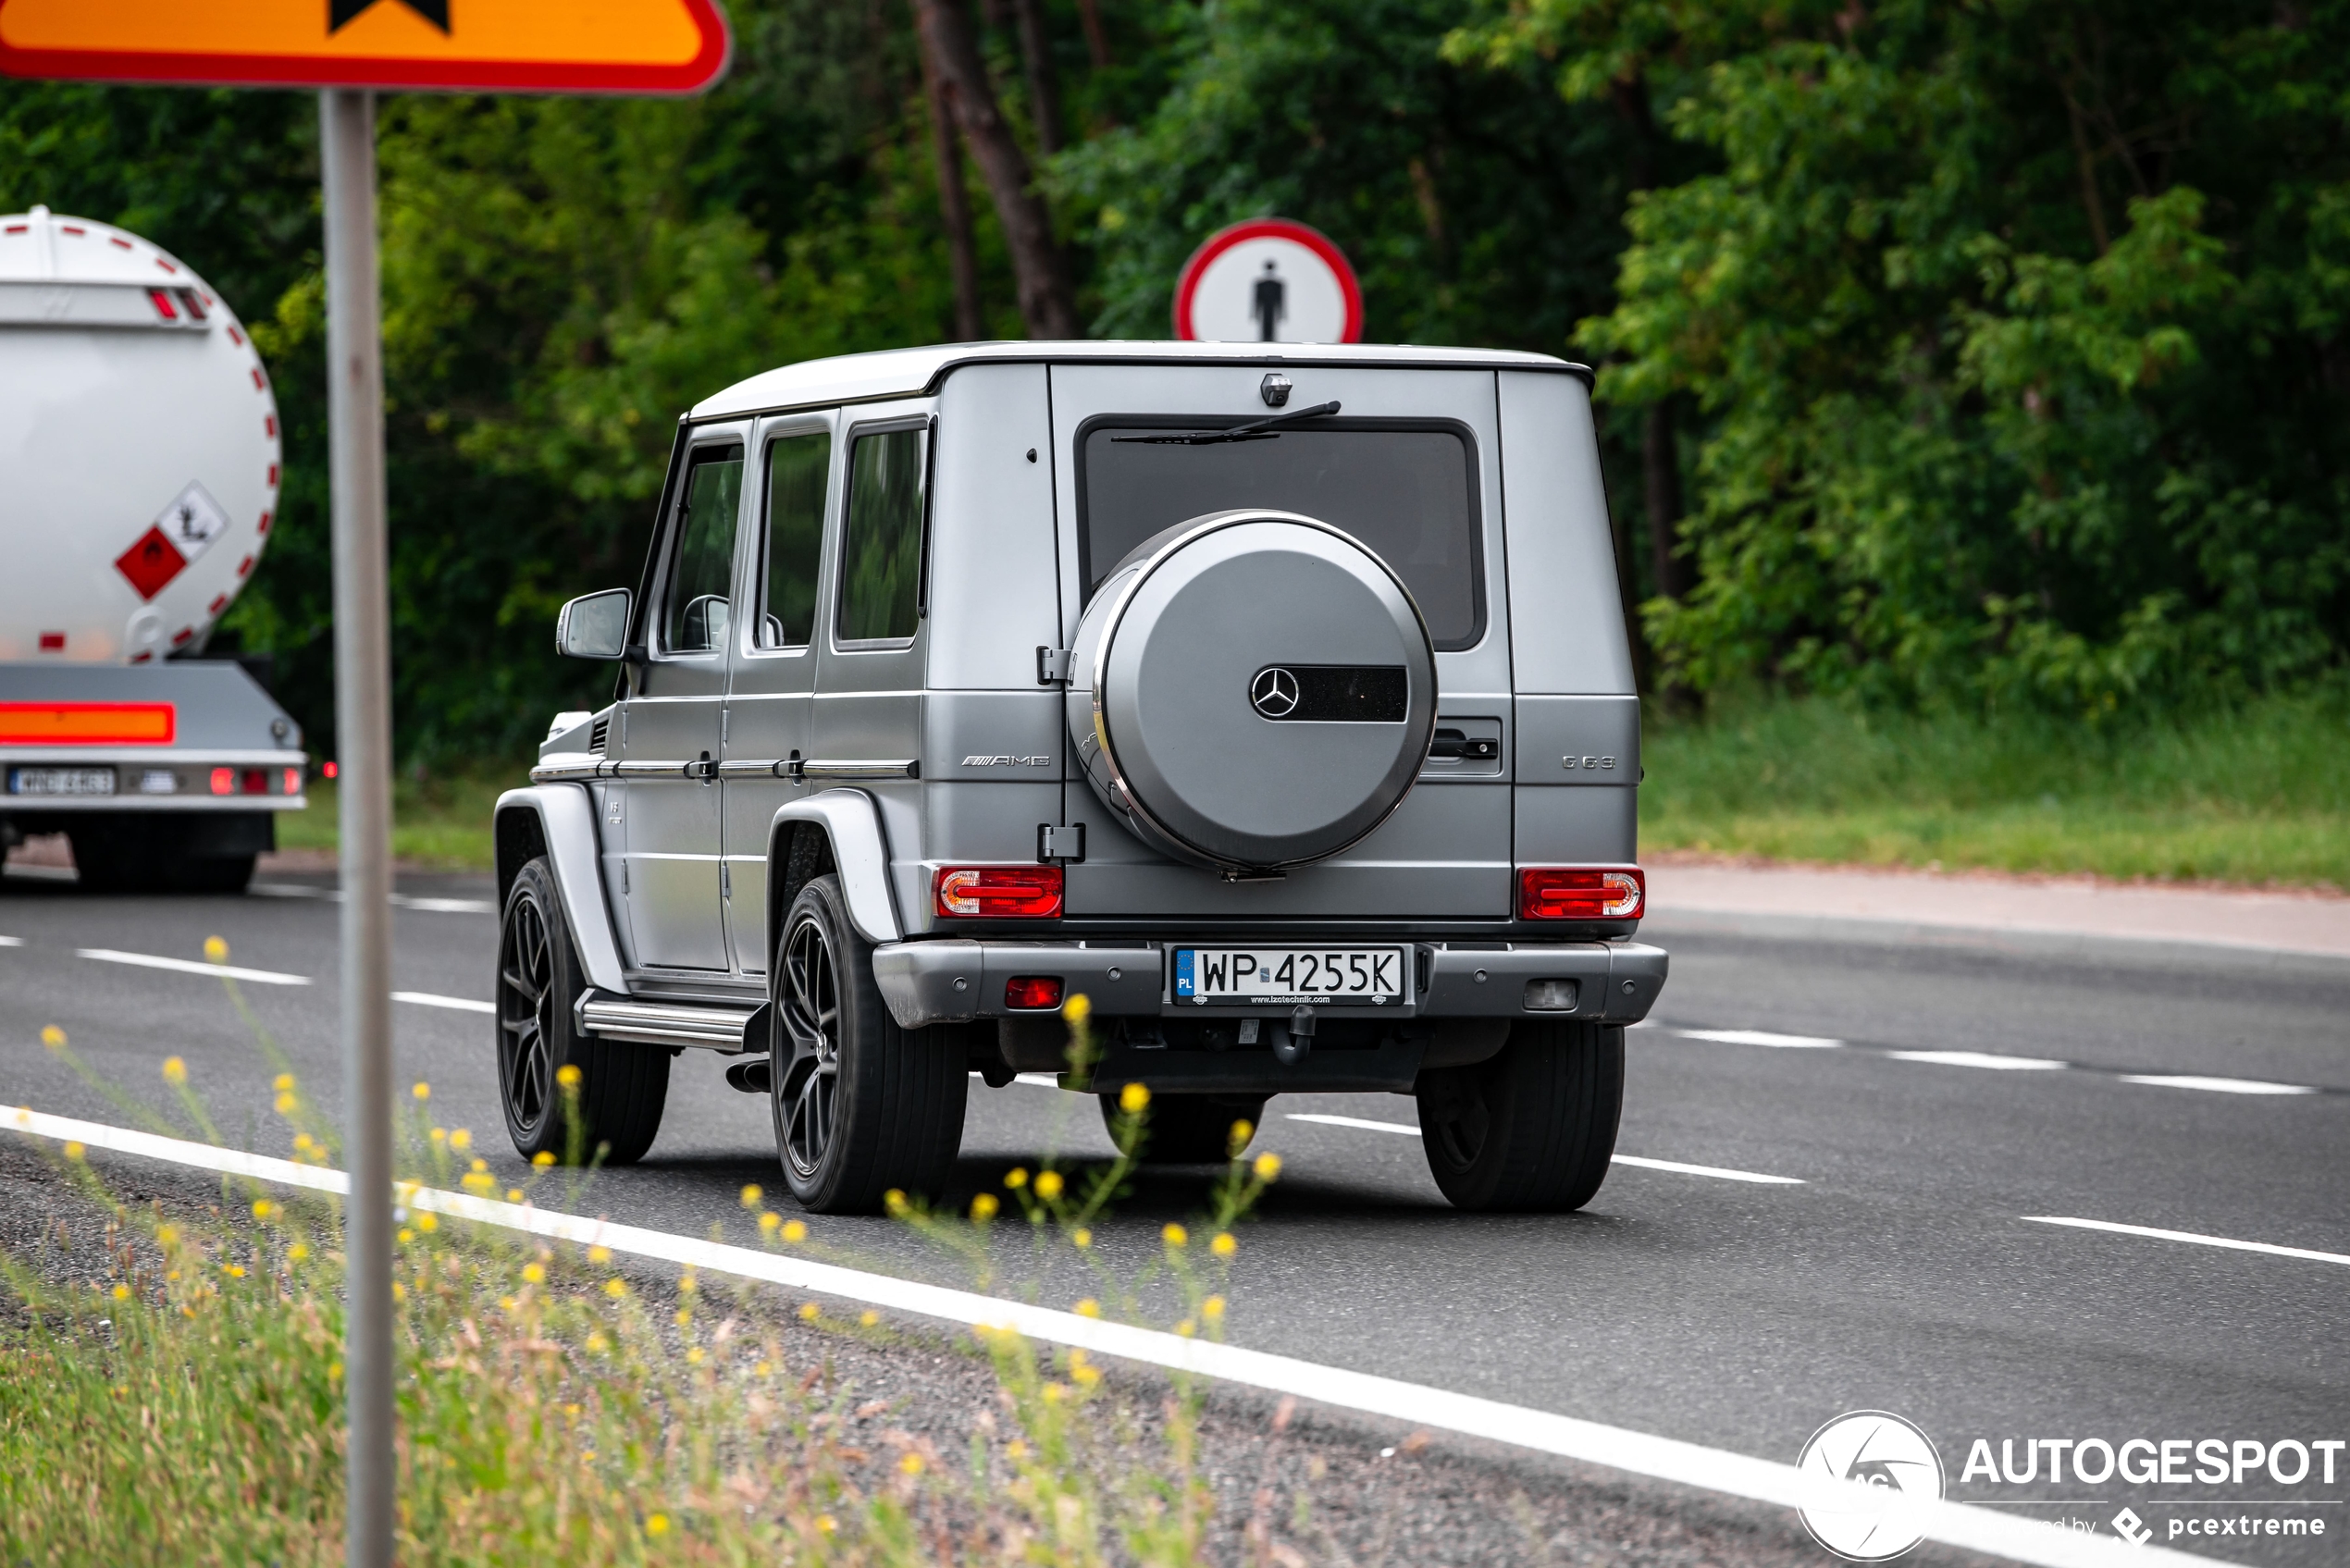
[575,991,766,1055]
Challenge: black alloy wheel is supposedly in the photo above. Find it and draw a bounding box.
[768,872,967,1213]
[495,856,669,1164]
[775,910,842,1180]
[497,882,558,1136]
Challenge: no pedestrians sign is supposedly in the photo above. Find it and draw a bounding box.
[0,0,731,93]
[1174,217,1363,345]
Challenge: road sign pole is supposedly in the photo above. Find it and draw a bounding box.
[320,85,395,1568]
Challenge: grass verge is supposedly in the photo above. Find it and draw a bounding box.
[1641,688,2350,891]
[275,769,518,871]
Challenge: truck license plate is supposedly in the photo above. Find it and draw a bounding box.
[1172,946,1407,1006]
[9,766,117,796]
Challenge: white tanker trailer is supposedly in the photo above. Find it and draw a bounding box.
[0,206,305,893]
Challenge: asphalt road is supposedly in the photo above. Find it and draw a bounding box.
[4,863,2344,1565]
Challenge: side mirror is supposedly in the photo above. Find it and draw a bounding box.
[556,588,632,660]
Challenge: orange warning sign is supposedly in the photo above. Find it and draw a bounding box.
[0,0,730,94]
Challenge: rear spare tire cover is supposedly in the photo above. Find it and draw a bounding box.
[1067,510,1437,872]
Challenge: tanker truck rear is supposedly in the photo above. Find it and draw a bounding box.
[0,206,304,893]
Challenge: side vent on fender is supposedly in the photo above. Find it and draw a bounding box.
[588,716,609,754]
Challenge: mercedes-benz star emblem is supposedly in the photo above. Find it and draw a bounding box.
[1251,666,1300,718]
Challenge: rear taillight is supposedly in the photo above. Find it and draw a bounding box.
[1518,867,1644,920]
[210,767,234,796]
[241,768,268,796]
[1004,975,1065,1010]
[283,768,302,796]
[934,865,1064,919]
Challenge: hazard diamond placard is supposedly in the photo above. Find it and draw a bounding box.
[0,0,730,94]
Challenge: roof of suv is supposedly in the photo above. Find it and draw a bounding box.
[692,340,1589,422]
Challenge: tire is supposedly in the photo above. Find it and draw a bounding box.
[1416,1021,1621,1212]
[1098,1093,1267,1163]
[496,856,668,1165]
[771,873,968,1214]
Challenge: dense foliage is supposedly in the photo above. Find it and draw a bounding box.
[5,0,2347,759]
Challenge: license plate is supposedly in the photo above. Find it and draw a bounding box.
[1172,946,1408,1006]
[9,766,116,796]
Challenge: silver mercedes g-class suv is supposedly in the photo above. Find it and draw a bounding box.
[495,341,1665,1214]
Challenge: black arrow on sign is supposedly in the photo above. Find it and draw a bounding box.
[329,0,451,33]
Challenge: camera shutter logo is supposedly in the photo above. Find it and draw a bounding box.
[1251,667,1300,719]
[1796,1411,1946,1562]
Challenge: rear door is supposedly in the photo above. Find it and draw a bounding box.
[615,431,744,970]
[721,412,835,973]
[810,402,933,925]
[1048,362,1514,919]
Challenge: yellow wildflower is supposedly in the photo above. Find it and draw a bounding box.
[500,1295,519,1313]
[686,1347,704,1364]
[781,1219,807,1243]
[758,1212,781,1233]
[1253,1152,1282,1181]
[63,1142,84,1161]
[273,1072,294,1092]
[971,1192,999,1222]
[252,1200,275,1220]
[1210,1231,1237,1258]
[674,1307,692,1327]
[41,1025,65,1051]
[860,1310,879,1327]
[161,1057,186,1085]
[1073,1298,1101,1318]
[288,1242,309,1262]
[1202,1294,1227,1321]
[1161,1223,1188,1248]
[679,1271,698,1292]
[414,1213,437,1233]
[532,1150,555,1168]
[274,1093,297,1116]
[1064,992,1091,1022]
[429,1128,446,1144]
[898,1451,924,1475]
[155,1225,179,1246]
[398,1229,414,1244]
[111,1283,130,1301]
[1042,1382,1066,1404]
[798,1302,820,1321]
[1119,1081,1149,1114]
[223,1263,245,1279]
[506,1189,523,1203]
[555,1064,581,1088]
[1034,1170,1064,1201]
[1174,1318,1195,1338]
[522,1263,544,1285]
[1071,1228,1092,1250]
[1007,1439,1028,1460]
[203,935,228,963]
[738,1183,763,1208]
[1005,1167,1029,1189]
[644,1512,669,1537]
[884,1189,909,1215]
[588,1245,612,1263]
[603,1278,626,1299]
[816,1515,837,1536]
[410,1082,430,1102]
[469,1157,488,1173]
[449,1129,472,1152]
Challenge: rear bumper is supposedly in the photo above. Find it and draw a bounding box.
[871,937,1667,1031]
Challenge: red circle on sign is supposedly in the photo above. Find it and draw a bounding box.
[1173,218,1362,344]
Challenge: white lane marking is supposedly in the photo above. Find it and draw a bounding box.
[1285,1115,1806,1185]
[251,883,496,915]
[1676,1028,1844,1049]
[0,1105,2220,1568]
[2118,1074,2317,1096]
[0,935,22,946]
[1887,1050,2067,1071]
[76,948,309,985]
[1610,1154,1806,1186]
[1287,1112,1417,1135]
[2024,1216,2350,1268]
[393,991,495,1014]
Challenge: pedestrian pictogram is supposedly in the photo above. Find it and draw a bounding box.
[1173,218,1362,345]
[0,0,731,93]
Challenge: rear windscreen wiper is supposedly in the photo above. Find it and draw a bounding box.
[1110,400,1342,446]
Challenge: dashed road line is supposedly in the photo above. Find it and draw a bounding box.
[1676,1028,1843,1049]
[2119,1074,2318,1096]
[251,883,497,915]
[1284,1114,1806,1185]
[1886,1049,2066,1071]
[0,1104,2224,1568]
[2023,1216,2350,1267]
[76,947,309,985]
[393,991,494,1014]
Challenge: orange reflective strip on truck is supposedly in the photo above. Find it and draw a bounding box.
[0,702,177,745]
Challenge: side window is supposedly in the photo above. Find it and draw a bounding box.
[662,444,743,655]
[758,430,830,648]
[836,426,927,643]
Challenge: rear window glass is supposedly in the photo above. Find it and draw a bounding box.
[1078,421,1482,649]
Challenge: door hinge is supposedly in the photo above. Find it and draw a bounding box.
[721,862,732,899]
[1036,646,1074,685]
[1037,822,1086,863]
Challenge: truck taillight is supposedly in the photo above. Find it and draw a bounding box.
[934,865,1063,919]
[1518,867,1644,920]
[284,768,301,795]
[241,769,267,795]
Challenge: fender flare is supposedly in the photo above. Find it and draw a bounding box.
[766,788,902,948]
[493,784,629,995]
